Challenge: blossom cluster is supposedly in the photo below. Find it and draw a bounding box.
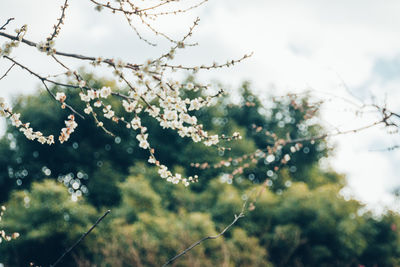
[0,24,27,58]
[0,96,79,145]
[72,63,239,186]
[59,114,78,143]
[0,206,19,244]
[0,0,249,187]
[0,97,55,145]
[36,39,56,55]
[158,165,198,187]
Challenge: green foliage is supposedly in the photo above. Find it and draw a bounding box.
[116,174,162,223]
[0,180,97,266]
[1,76,400,266]
[87,161,123,208]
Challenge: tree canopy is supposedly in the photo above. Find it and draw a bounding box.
[1,79,400,266]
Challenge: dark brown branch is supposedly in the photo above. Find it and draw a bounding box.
[51,54,72,72]
[0,18,14,31]
[40,80,85,120]
[89,0,136,15]
[161,204,247,267]
[50,210,111,267]
[146,0,208,17]
[0,63,16,80]
[162,52,254,71]
[370,145,400,152]
[89,0,204,46]
[4,56,85,119]
[4,55,132,103]
[47,0,69,42]
[0,31,249,72]
[88,0,202,16]
[154,17,200,63]
[282,119,385,146]
[0,32,140,70]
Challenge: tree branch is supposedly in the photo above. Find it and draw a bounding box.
[161,202,247,267]
[0,18,14,31]
[4,56,85,119]
[47,0,69,42]
[0,32,140,70]
[0,62,15,80]
[50,210,111,267]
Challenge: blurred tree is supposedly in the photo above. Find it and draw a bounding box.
[1,81,400,267]
[0,75,256,204]
[0,180,97,266]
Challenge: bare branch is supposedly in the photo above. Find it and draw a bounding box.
[162,52,254,71]
[4,56,85,119]
[0,32,141,70]
[0,18,14,31]
[281,119,386,146]
[161,202,247,267]
[147,0,208,17]
[370,145,400,152]
[50,210,111,267]
[40,80,85,120]
[0,62,16,80]
[47,0,69,42]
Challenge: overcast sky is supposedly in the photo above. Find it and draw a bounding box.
[1,0,400,211]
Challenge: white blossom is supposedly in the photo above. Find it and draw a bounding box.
[122,99,137,112]
[131,117,141,130]
[79,92,91,102]
[84,106,93,114]
[55,92,66,102]
[100,86,112,98]
[136,133,149,149]
[189,98,202,111]
[78,80,86,88]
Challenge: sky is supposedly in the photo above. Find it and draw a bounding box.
[1,0,400,211]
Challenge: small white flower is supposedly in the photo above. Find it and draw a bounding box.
[186,83,194,90]
[137,133,149,149]
[131,117,141,130]
[78,80,86,88]
[84,106,93,114]
[189,98,202,111]
[104,110,115,119]
[148,156,156,164]
[94,100,102,107]
[100,86,112,98]
[122,100,137,112]
[158,165,170,178]
[204,134,219,146]
[146,106,160,117]
[164,109,178,121]
[55,92,66,102]
[79,92,91,102]
[88,90,97,100]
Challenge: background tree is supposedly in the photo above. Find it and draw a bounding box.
[1,1,400,266]
[1,81,400,266]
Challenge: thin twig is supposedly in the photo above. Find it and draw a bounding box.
[50,210,111,267]
[4,56,132,102]
[0,31,249,72]
[0,63,15,80]
[4,56,85,119]
[0,31,141,70]
[370,145,400,152]
[40,80,85,120]
[161,202,247,267]
[281,119,385,145]
[47,0,69,42]
[0,18,14,31]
